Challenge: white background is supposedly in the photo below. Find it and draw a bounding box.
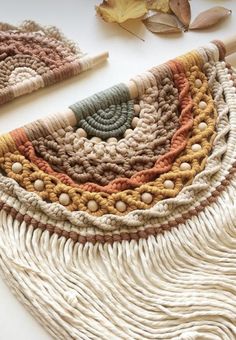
[0,0,235,339]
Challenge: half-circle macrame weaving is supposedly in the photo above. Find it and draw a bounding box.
[0,40,236,339]
[0,20,108,104]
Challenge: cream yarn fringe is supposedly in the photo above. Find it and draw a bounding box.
[0,177,236,339]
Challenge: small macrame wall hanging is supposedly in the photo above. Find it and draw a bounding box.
[0,20,108,104]
[0,38,236,339]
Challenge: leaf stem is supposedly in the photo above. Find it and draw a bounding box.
[118,24,145,42]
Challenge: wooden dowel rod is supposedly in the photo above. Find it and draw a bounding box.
[79,51,109,71]
[91,51,109,67]
[63,37,236,125]
[224,36,236,56]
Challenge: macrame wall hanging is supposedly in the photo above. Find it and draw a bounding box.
[0,20,108,105]
[0,37,236,340]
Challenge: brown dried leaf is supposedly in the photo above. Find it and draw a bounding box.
[169,0,191,27]
[146,0,171,13]
[143,12,182,33]
[96,0,147,23]
[189,6,232,30]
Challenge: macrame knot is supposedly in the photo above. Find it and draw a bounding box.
[64,290,78,308]
[178,331,199,340]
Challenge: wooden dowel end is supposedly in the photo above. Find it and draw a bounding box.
[91,51,109,67]
[223,36,236,56]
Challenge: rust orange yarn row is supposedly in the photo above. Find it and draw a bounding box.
[11,60,194,194]
[0,60,217,216]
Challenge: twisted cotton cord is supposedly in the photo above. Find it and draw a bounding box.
[0,60,232,234]
[0,152,235,245]
[0,60,233,234]
[16,79,180,189]
[23,114,71,140]
[79,56,94,71]
[70,84,130,123]
[0,61,233,244]
[130,71,157,97]
[149,63,173,85]
[19,20,84,57]
[11,76,44,98]
[1,68,208,220]
[0,177,236,338]
[0,22,16,30]
[0,20,104,105]
[200,43,220,63]
[0,31,236,340]
[177,43,220,75]
[211,40,226,61]
[0,134,17,157]
[23,60,195,192]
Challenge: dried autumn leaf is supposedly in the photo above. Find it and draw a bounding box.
[146,0,170,13]
[189,6,232,30]
[96,0,147,23]
[169,0,191,27]
[143,12,182,33]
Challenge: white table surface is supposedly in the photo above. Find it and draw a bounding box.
[0,0,235,339]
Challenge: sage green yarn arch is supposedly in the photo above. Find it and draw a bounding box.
[69,83,135,140]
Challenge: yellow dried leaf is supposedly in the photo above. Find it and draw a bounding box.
[96,0,147,23]
[146,0,170,13]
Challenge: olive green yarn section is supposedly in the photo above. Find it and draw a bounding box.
[69,83,134,140]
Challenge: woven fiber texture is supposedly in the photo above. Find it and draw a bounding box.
[0,20,107,105]
[0,41,236,339]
